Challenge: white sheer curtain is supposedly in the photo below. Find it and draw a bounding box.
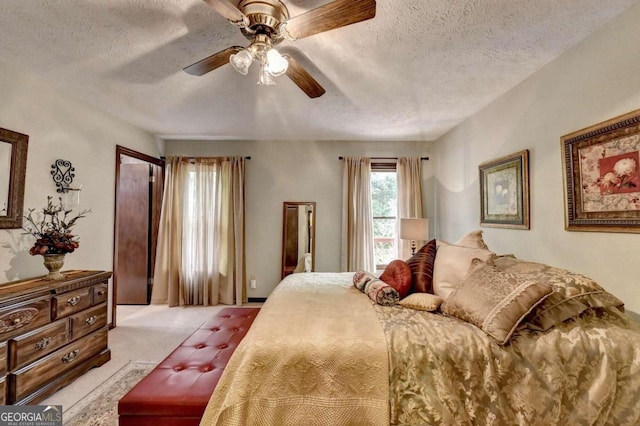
[341,157,375,272]
[397,157,425,259]
[152,156,246,306]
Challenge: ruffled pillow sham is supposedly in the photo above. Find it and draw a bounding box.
[494,256,625,331]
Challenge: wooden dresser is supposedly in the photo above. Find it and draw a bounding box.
[0,270,111,405]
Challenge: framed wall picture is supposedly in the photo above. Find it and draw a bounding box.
[479,150,530,229]
[562,109,640,233]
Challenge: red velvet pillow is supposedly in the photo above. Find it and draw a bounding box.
[406,239,437,293]
[379,260,412,299]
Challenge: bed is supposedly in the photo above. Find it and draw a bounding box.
[199,244,640,425]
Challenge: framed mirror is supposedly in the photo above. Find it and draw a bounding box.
[0,127,29,229]
[282,201,316,279]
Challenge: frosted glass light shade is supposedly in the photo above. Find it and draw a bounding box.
[230,49,253,75]
[257,63,275,85]
[265,48,288,76]
[61,185,82,210]
[400,218,429,241]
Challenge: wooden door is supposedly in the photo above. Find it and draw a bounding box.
[116,162,149,305]
[113,146,164,325]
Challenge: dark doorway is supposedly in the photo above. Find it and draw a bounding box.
[112,146,163,327]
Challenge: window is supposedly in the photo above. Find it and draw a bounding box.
[371,166,397,271]
[182,164,217,281]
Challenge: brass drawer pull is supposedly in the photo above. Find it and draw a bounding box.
[62,349,79,363]
[35,337,52,350]
[67,296,81,306]
[85,316,98,326]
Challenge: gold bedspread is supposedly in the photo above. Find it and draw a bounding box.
[374,305,640,425]
[199,272,389,426]
[201,272,640,426]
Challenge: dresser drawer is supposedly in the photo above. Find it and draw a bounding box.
[0,296,51,338]
[0,342,6,377]
[70,304,106,341]
[8,319,69,370]
[92,283,108,305]
[10,328,107,402]
[52,288,91,319]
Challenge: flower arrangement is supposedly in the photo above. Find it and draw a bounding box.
[22,196,90,255]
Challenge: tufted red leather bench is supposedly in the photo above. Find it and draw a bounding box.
[118,307,260,426]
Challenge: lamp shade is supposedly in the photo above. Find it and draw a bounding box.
[265,48,288,76]
[229,49,253,75]
[400,218,429,241]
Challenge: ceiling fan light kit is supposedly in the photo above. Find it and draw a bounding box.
[229,33,289,82]
[185,0,377,98]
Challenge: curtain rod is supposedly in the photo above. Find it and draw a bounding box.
[160,156,251,160]
[338,156,429,161]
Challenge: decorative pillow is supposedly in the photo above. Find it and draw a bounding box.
[399,293,444,311]
[432,241,495,299]
[406,239,437,293]
[380,260,412,298]
[455,230,490,250]
[364,279,400,307]
[494,256,625,331]
[441,259,554,344]
[353,270,378,292]
[353,271,399,306]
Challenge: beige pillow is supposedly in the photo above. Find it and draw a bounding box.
[433,241,495,299]
[494,256,625,331]
[441,259,554,344]
[399,293,444,311]
[456,230,489,250]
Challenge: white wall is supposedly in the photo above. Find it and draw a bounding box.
[435,2,640,312]
[165,140,435,298]
[0,59,160,320]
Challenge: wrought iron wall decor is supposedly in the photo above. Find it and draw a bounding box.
[50,159,75,193]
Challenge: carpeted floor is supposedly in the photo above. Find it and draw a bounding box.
[41,304,225,410]
[64,360,157,426]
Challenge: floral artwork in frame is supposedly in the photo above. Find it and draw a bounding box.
[479,150,530,229]
[562,108,640,233]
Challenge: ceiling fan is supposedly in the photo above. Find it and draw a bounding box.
[183,0,377,98]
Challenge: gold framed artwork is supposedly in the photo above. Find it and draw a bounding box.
[562,109,640,233]
[479,150,530,229]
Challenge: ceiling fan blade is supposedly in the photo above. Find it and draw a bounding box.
[183,46,243,76]
[285,56,326,98]
[281,0,376,40]
[202,0,249,27]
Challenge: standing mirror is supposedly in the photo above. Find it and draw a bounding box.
[0,127,28,229]
[282,202,316,279]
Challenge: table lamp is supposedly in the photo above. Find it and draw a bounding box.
[400,218,429,255]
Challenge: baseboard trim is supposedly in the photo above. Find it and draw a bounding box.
[248,297,267,303]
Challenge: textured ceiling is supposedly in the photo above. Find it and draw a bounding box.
[0,0,637,141]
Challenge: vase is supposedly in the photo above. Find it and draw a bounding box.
[43,253,66,280]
